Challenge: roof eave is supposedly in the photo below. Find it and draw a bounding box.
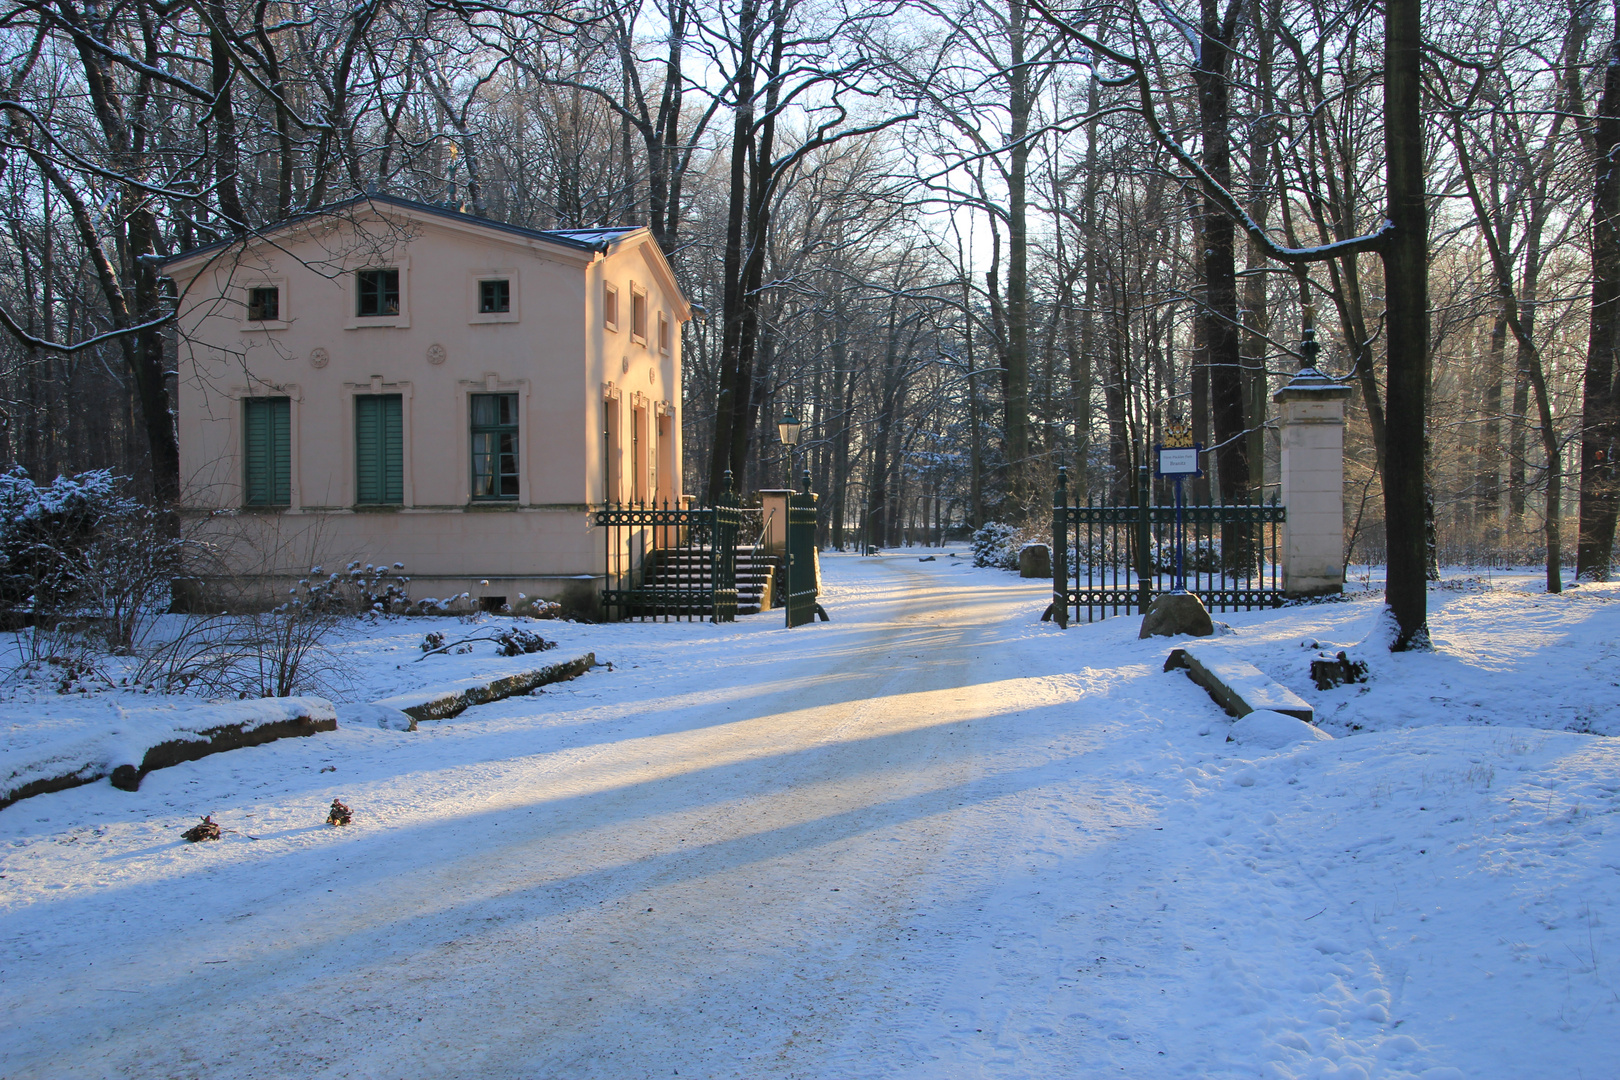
[156,193,625,278]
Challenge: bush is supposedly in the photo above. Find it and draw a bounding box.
[494,627,556,656]
[0,468,172,632]
[971,522,1024,570]
[239,560,413,697]
[2,519,421,698]
[79,504,182,653]
[0,469,183,682]
[0,467,126,611]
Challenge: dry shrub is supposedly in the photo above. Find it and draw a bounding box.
[182,815,222,842]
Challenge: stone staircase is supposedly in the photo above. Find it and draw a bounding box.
[638,546,782,616]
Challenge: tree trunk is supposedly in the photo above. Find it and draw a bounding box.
[1105,280,1133,502]
[1195,0,1250,556]
[1001,0,1034,516]
[1577,1,1620,579]
[1476,310,1505,541]
[1382,0,1430,648]
[706,0,762,504]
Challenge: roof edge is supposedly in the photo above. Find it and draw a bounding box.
[157,193,638,275]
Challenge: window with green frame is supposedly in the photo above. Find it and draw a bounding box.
[354,394,404,504]
[243,396,291,505]
[355,268,400,316]
[470,393,519,500]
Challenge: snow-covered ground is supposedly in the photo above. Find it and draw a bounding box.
[1,554,1616,1079]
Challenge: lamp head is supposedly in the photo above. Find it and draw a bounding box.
[777,412,802,447]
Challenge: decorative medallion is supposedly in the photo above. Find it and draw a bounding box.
[1162,419,1194,449]
[309,347,329,369]
[648,367,656,385]
[427,343,447,366]
[621,356,631,374]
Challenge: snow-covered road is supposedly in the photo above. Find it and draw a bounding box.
[2,554,1617,1079]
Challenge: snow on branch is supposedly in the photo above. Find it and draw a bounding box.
[0,307,172,357]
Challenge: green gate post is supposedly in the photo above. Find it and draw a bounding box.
[1051,465,1070,628]
[1135,463,1153,614]
[712,469,741,623]
[786,470,821,628]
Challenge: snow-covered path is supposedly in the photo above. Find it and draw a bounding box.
[3,555,1618,1079]
[2,557,1073,1079]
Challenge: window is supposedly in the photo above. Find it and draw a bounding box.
[631,288,648,342]
[603,282,619,331]
[658,312,671,355]
[470,393,519,500]
[356,269,400,317]
[479,279,510,314]
[354,394,403,504]
[468,269,518,324]
[243,396,291,506]
[247,286,280,322]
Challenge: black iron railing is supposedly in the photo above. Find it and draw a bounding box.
[595,490,748,622]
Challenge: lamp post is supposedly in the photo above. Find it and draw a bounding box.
[777,412,802,486]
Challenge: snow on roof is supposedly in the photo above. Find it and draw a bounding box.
[542,227,645,247]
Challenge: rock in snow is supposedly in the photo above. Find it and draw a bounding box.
[1227,708,1334,749]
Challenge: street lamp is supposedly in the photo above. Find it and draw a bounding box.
[777,412,802,450]
[777,412,802,485]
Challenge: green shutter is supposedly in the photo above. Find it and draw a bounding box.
[243,397,290,505]
[355,394,403,504]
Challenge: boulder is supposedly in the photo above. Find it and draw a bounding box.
[1019,544,1051,578]
[1139,592,1214,639]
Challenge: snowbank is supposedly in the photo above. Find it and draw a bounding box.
[1227,707,1334,748]
[1,696,336,806]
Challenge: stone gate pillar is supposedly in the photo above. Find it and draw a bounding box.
[1273,333,1352,598]
[758,489,791,555]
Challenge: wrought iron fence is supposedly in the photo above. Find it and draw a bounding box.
[595,492,750,622]
[1049,465,1285,627]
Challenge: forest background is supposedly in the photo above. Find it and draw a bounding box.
[5,0,1620,649]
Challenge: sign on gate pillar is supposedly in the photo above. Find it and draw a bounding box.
[1273,331,1352,598]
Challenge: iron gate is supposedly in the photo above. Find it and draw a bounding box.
[595,483,745,622]
[1046,464,1285,628]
